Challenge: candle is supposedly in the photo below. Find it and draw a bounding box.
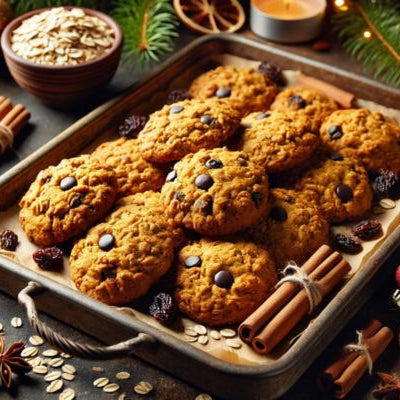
[255,0,318,20]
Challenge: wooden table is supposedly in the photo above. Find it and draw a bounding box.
[0,29,398,400]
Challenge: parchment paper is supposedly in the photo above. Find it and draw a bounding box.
[1,53,399,366]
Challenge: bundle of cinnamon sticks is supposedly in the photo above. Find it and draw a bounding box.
[239,245,351,354]
[317,320,393,398]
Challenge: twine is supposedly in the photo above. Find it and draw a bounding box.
[344,330,373,374]
[276,261,323,313]
[0,122,13,154]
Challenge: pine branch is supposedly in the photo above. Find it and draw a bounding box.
[111,0,180,65]
[332,0,400,87]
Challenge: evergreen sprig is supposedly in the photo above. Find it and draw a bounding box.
[111,0,179,64]
[332,0,400,87]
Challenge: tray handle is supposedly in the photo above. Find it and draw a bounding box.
[18,281,156,360]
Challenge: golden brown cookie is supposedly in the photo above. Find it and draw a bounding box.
[235,111,320,173]
[320,108,400,172]
[92,138,165,198]
[294,156,372,223]
[271,86,338,130]
[138,98,240,163]
[19,155,117,246]
[189,65,278,116]
[161,148,269,235]
[247,188,329,269]
[70,204,174,305]
[175,239,277,326]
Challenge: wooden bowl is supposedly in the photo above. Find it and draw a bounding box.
[0,7,123,106]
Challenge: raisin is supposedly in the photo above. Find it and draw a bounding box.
[33,247,64,270]
[372,169,400,199]
[333,233,362,254]
[289,95,306,109]
[118,114,147,138]
[257,61,285,86]
[351,220,382,240]
[167,89,191,104]
[0,230,18,251]
[149,293,177,326]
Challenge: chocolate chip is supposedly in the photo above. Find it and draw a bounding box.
[205,159,223,169]
[166,170,177,182]
[289,95,306,109]
[174,192,185,201]
[215,87,231,98]
[255,112,270,120]
[335,183,353,203]
[194,198,213,215]
[200,115,213,125]
[270,206,288,221]
[237,157,248,166]
[99,233,115,251]
[170,105,184,114]
[328,152,344,161]
[328,125,343,139]
[70,194,83,208]
[195,174,214,190]
[60,176,77,191]
[252,192,264,207]
[184,255,202,268]
[214,270,234,289]
[101,267,116,281]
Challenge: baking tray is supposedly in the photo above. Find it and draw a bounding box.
[0,35,400,399]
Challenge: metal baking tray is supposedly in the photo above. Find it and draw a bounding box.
[0,35,400,399]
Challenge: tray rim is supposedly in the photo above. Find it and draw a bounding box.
[0,34,400,380]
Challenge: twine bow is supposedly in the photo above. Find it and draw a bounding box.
[276,261,322,313]
[0,122,13,154]
[344,330,373,374]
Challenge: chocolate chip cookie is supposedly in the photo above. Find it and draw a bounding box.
[235,111,320,173]
[20,155,117,246]
[294,156,373,223]
[189,65,278,116]
[92,137,165,198]
[320,108,400,172]
[175,239,277,326]
[247,188,329,269]
[161,148,269,235]
[70,204,174,305]
[271,86,338,130]
[138,98,241,163]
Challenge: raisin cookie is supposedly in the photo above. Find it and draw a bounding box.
[70,204,174,305]
[320,108,400,172]
[175,239,277,326]
[161,148,269,235]
[294,156,373,223]
[247,189,329,269]
[138,98,240,163]
[92,138,165,198]
[189,66,278,116]
[235,111,320,173]
[20,155,117,246]
[271,87,338,130]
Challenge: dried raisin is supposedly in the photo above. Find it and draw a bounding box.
[149,293,177,326]
[118,114,147,138]
[0,230,18,251]
[167,89,191,104]
[258,61,285,86]
[333,233,362,254]
[33,247,64,270]
[372,169,400,199]
[351,220,382,240]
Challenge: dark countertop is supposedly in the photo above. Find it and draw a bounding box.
[0,28,399,400]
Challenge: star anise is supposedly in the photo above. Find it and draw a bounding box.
[373,372,400,399]
[0,335,32,389]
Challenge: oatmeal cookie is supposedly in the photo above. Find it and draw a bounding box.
[271,87,338,130]
[235,111,320,173]
[189,66,278,116]
[175,239,277,326]
[161,148,269,235]
[92,138,165,198]
[294,156,372,223]
[247,188,329,269]
[19,155,117,246]
[70,204,174,305]
[138,98,240,163]
[320,108,400,172]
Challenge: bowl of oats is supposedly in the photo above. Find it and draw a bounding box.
[1,7,123,106]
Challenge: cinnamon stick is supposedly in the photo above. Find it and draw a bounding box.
[239,245,333,343]
[297,72,356,108]
[0,97,12,121]
[2,104,25,127]
[9,109,30,136]
[252,258,351,354]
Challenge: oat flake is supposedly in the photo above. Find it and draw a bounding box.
[59,388,75,400]
[195,394,213,400]
[103,383,120,393]
[32,365,48,375]
[194,324,207,335]
[116,371,130,380]
[46,379,63,393]
[134,381,153,395]
[184,327,198,337]
[44,370,62,382]
[197,335,208,345]
[93,377,109,388]
[210,330,221,340]
[379,198,396,209]
[21,347,38,358]
[62,372,75,381]
[29,335,44,346]
[220,328,236,338]
[62,364,76,375]
[48,357,64,367]
[225,338,242,349]
[42,349,59,357]
[11,317,22,328]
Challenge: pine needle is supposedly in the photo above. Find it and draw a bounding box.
[111,0,180,65]
[332,0,400,87]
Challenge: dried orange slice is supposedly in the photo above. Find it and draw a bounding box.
[174,0,245,34]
